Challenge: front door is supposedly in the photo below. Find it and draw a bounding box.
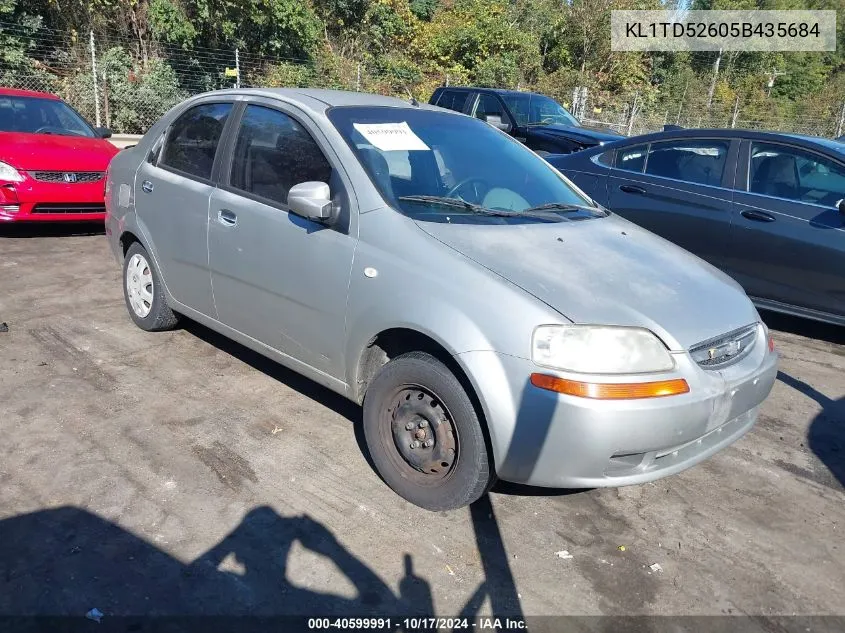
[135,101,234,317]
[607,137,737,270]
[207,102,356,378]
[727,140,845,318]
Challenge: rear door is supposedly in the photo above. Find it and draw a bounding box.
[607,137,738,269]
[134,100,235,317]
[727,140,845,318]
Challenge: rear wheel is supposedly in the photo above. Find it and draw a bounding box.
[363,352,492,511]
[123,242,178,332]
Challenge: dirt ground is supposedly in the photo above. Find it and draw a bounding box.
[0,224,843,620]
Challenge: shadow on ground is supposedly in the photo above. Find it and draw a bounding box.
[0,303,568,621]
[760,310,845,346]
[0,222,105,238]
[0,505,406,616]
[777,371,844,490]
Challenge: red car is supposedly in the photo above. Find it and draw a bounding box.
[0,88,118,222]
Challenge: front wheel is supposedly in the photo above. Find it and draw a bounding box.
[362,352,492,511]
[123,242,179,332]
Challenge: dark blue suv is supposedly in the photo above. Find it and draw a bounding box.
[430,87,622,155]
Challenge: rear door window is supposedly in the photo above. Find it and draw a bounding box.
[435,90,469,113]
[160,102,232,180]
[645,139,729,187]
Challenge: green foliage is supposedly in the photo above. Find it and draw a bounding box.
[176,0,323,59]
[414,0,541,85]
[408,0,438,21]
[473,54,520,88]
[98,46,186,132]
[1,0,842,135]
[364,0,414,55]
[148,0,197,47]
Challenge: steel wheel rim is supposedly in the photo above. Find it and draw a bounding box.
[126,253,154,318]
[379,383,459,485]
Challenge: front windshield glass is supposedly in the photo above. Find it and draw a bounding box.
[0,96,95,137]
[328,106,597,223]
[499,93,580,128]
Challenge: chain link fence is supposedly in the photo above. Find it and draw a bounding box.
[3,20,844,139]
[1,21,372,134]
[572,88,845,139]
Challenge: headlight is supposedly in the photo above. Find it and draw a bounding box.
[532,325,674,374]
[0,161,24,183]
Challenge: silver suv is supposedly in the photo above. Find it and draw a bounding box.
[106,89,778,510]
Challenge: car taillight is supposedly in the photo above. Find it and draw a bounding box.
[768,334,775,352]
[0,184,18,205]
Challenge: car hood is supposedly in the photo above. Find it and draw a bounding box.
[415,214,757,351]
[0,132,117,170]
[527,123,623,145]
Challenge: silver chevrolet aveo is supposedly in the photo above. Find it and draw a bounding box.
[105,89,778,511]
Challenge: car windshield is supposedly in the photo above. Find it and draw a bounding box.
[327,106,598,224]
[499,93,580,128]
[0,95,95,137]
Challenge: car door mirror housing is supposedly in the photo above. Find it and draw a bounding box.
[95,127,112,139]
[288,181,333,221]
[838,199,845,216]
[485,115,511,133]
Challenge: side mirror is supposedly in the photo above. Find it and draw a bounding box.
[288,181,333,222]
[838,199,845,217]
[485,114,511,133]
[95,127,112,139]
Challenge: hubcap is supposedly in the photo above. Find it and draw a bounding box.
[126,253,154,318]
[387,387,457,479]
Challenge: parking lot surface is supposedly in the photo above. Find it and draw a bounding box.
[1,225,843,618]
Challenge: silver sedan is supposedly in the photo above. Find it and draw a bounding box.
[105,89,778,510]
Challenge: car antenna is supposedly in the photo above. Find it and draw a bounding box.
[403,85,419,107]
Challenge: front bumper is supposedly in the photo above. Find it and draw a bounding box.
[0,179,106,223]
[458,323,778,488]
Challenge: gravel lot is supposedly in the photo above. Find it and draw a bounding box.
[0,224,843,620]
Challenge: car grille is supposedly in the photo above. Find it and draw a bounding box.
[689,324,758,369]
[30,171,104,184]
[31,203,106,214]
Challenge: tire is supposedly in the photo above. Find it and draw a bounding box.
[362,352,492,511]
[122,242,178,332]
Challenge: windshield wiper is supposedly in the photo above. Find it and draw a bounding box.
[522,202,607,217]
[397,195,520,217]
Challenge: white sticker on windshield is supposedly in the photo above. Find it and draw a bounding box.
[352,122,430,152]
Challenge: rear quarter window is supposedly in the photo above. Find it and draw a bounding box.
[594,150,614,166]
[435,90,469,113]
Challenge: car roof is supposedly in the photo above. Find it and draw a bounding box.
[435,86,544,98]
[0,87,61,100]
[602,127,845,152]
[193,88,441,117]
[784,134,845,153]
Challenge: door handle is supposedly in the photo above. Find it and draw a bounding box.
[741,209,775,223]
[619,184,647,195]
[218,208,237,227]
[141,180,154,194]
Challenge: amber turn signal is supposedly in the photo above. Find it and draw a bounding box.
[530,373,690,400]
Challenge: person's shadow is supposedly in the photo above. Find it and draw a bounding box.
[0,505,432,618]
[777,371,844,489]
